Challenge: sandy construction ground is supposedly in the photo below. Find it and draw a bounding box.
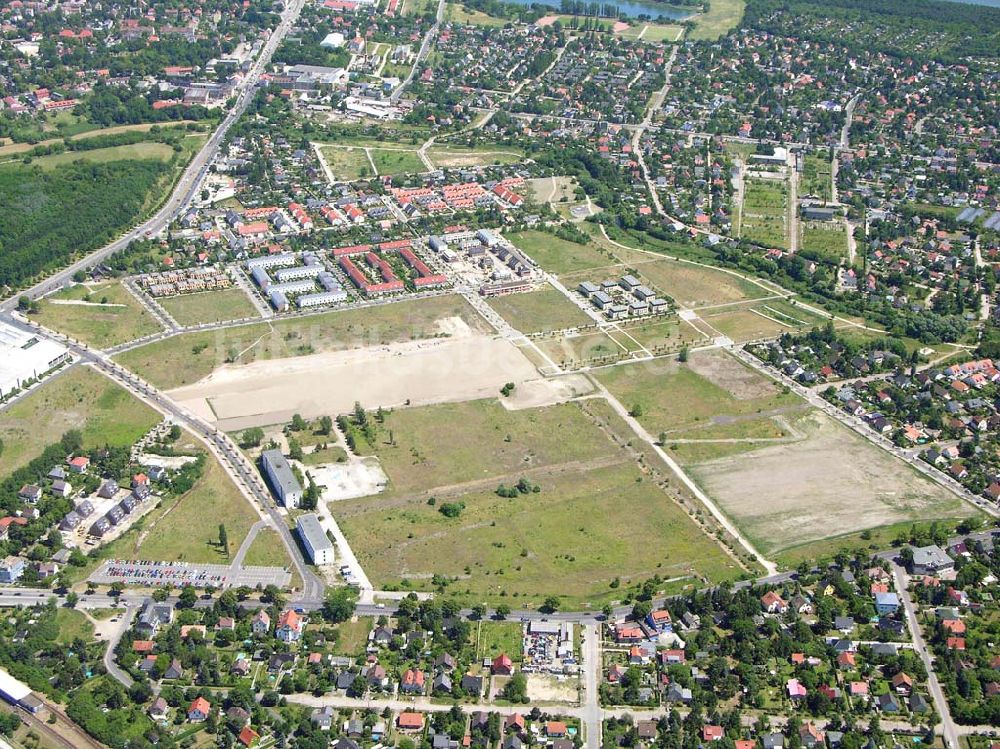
[526,673,579,704]
[168,332,546,430]
[306,457,388,501]
[688,410,966,552]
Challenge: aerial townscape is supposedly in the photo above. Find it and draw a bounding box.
[2,0,1000,747]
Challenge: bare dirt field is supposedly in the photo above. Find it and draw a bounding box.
[687,410,969,553]
[168,330,543,430]
[684,348,779,400]
[526,674,579,704]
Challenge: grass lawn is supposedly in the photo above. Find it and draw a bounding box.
[476,621,523,661]
[370,148,426,176]
[342,398,620,498]
[688,0,744,40]
[331,617,372,656]
[338,461,742,607]
[595,350,800,438]
[36,280,163,348]
[24,142,176,170]
[618,22,685,41]
[116,294,490,390]
[487,288,591,333]
[241,528,293,568]
[505,230,615,275]
[318,146,374,181]
[158,288,259,326]
[56,608,96,644]
[135,453,259,563]
[444,2,509,25]
[0,365,161,473]
[618,317,707,351]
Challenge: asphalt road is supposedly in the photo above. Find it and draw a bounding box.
[892,563,960,749]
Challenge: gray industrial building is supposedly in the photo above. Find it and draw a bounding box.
[296,513,335,565]
[261,449,303,508]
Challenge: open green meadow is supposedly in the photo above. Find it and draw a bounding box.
[338,461,742,607]
[346,398,621,498]
[487,288,592,333]
[36,280,163,347]
[158,288,259,326]
[595,350,802,441]
[506,230,616,276]
[688,0,745,40]
[0,365,161,473]
[133,452,259,563]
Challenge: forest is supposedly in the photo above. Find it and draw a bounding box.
[744,0,1000,60]
[0,159,170,289]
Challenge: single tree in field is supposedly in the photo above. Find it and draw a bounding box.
[218,524,228,555]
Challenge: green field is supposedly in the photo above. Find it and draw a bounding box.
[27,142,176,170]
[0,365,161,473]
[319,146,374,181]
[506,230,615,275]
[36,280,163,347]
[345,398,621,498]
[536,330,626,365]
[158,288,259,326]
[487,288,592,333]
[241,528,293,568]
[688,0,745,40]
[339,461,741,607]
[369,148,426,176]
[56,608,95,645]
[740,179,789,249]
[476,621,524,661]
[444,2,509,25]
[595,350,801,440]
[134,453,259,563]
[609,245,771,308]
[116,294,490,389]
[617,22,685,41]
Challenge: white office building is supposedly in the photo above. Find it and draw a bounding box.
[296,513,334,565]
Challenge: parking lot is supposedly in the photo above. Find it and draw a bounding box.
[89,559,291,589]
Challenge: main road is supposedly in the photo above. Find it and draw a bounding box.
[0,0,308,313]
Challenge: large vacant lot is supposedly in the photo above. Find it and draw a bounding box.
[487,287,592,333]
[159,288,259,326]
[506,231,616,276]
[36,280,162,348]
[348,398,619,498]
[338,461,741,607]
[0,365,160,472]
[596,350,803,441]
[609,246,773,309]
[687,410,969,555]
[133,452,259,563]
[116,294,490,389]
[169,332,542,432]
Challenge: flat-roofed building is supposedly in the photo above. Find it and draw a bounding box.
[261,449,302,508]
[296,513,334,565]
